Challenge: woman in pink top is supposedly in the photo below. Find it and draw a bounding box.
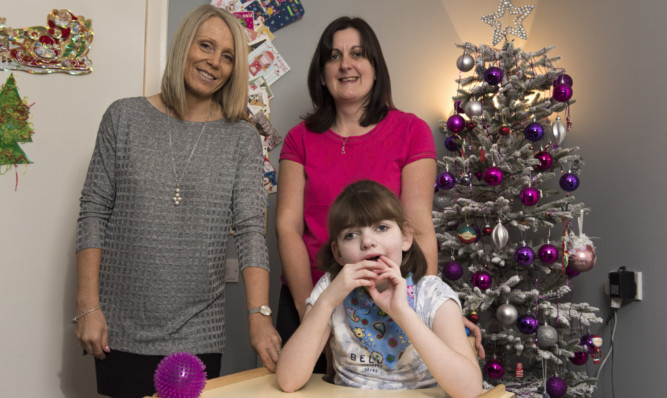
[275,17,483,372]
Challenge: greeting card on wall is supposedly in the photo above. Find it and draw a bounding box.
[262,0,305,33]
[248,40,290,85]
[0,9,93,75]
[0,73,35,188]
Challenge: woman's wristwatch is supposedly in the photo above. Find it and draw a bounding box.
[248,305,272,316]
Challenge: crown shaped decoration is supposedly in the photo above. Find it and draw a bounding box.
[0,9,93,75]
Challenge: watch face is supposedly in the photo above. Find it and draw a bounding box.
[259,305,272,316]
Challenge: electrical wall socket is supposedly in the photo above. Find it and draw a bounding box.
[225,258,239,283]
[607,269,643,301]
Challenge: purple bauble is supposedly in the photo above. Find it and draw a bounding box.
[519,186,541,206]
[534,151,553,171]
[445,135,462,151]
[546,376,568,398]
[553,74,573,87]
[154,352,207,398]
[553,84,573,102]
[570,351,588,365]
[483,166,503,186]
[472,270,492,291]
[484,359,505,379]
[472,224,482,242]
[442,260,463,281]
[524,122,544,142]
[516,314,539,334]
[447,114,466,133]
[514,245,535,266]
[580,334,596,354]
[538,243,559,264]
[565,266,580,277]
[484,66,504,85]
[454,100,465,114]
[560,173,580,192]
[437,171,456,190]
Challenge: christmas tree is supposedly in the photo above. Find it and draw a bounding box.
[433,41,603,397]
[0,73,34,172]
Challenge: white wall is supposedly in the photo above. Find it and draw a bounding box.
[0,1,146,396]
[2,1,665,397]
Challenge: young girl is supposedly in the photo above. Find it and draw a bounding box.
[276,180,482,397]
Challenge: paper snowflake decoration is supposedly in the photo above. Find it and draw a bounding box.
[481,0,534,46]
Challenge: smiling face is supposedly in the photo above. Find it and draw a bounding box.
[332,220,412,270]
[322,27,376,107]
[184,16,235,102]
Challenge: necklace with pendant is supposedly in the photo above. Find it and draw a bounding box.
[166,102,212,206]
[340,135,350,154]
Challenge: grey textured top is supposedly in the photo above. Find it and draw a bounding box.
[76,97,268,355]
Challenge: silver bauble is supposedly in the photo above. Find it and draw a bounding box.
[537,324,558,348]
[492,220,509,249]
[433,190,449,210]
[552,116,567,145]
[464,100,483,118]
[496,303,518,325]
[456,54,475,72]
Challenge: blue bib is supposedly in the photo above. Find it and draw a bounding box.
[342,274,415,369]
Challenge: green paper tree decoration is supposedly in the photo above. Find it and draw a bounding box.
[0,73,34,171]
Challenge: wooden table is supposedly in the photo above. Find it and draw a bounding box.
[189,367,514,398]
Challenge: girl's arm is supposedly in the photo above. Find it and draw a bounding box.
[370,258,482,398]
[276,302,332,392]
[277,261,383,392]
[399,301,483,398]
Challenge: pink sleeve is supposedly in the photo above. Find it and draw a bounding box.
[279,123,306,165]
[406,114,437,165]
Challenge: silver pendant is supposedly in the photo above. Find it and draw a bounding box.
[172,187,182,206]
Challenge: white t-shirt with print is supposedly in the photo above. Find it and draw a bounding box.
[306,274,462,390]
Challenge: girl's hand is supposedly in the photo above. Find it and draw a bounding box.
[319,260,383,309]
[366,256,411,319]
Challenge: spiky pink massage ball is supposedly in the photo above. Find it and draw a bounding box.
[154,352,207,398]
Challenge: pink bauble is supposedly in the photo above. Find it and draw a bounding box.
[483,166,503,186]
[484,359,505,379]
[538,243,559,264]
[472,270,492,291]
[568,244,597,272]
[570,351,588,365]
[447,114,466,133]
[553,84,573,102]
[519,186,540,206]
[534,151,553,171]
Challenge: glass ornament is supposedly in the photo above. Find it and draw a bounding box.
[524,122,544,141]
[560,172,580,192]
[514,245,535,266]
[516,314,538,334]
[484,66,503,85]
[538,243,559,264]
[534,151,553,171]
[483,166,503,186]
[446,114,465,133]
[456,53,475,72]
[472,270,492,290]
[519,186,540,206]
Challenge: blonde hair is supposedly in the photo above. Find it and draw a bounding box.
[160,5,249,121]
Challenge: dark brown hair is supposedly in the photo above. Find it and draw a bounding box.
[303,17,394,132]
[316,180,427,282]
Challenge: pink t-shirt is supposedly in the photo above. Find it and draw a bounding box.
[279,109,437,284]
